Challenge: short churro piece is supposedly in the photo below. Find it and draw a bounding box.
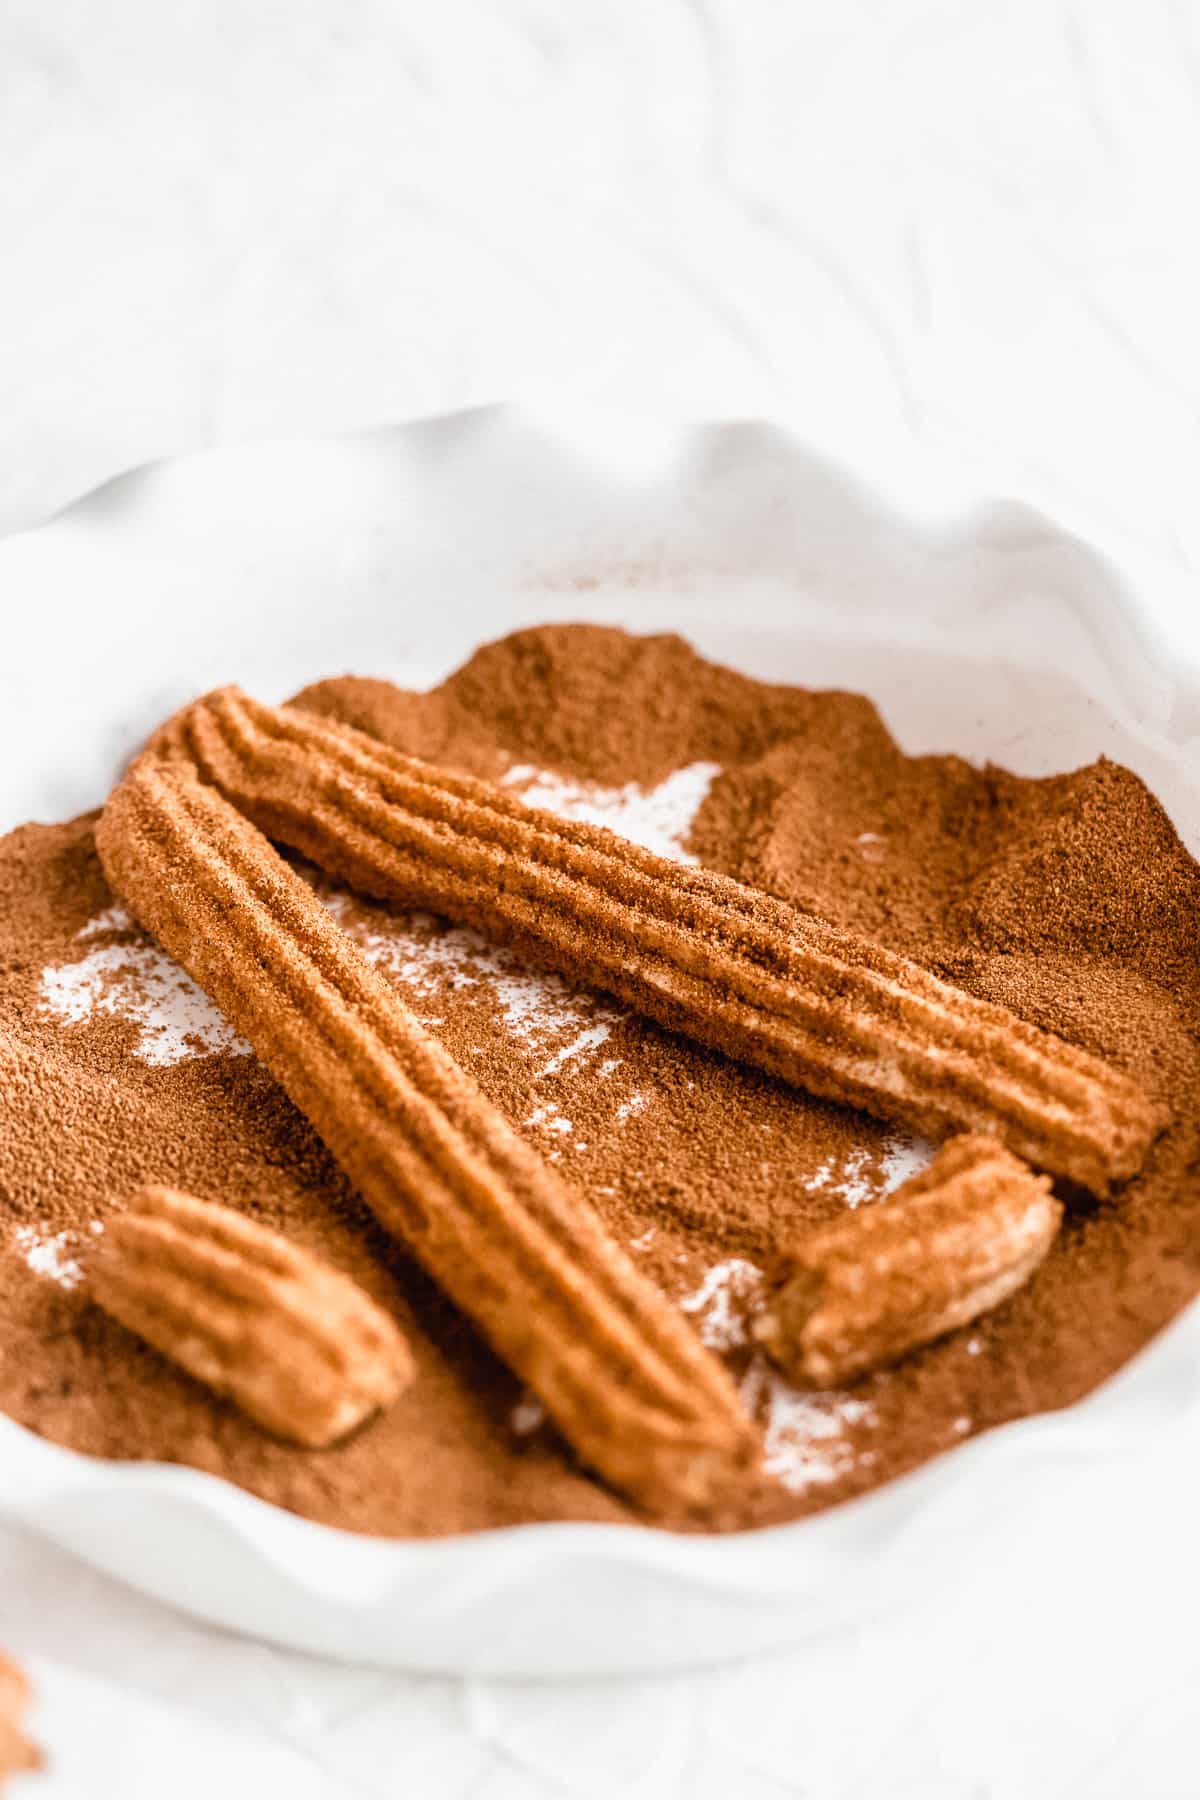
[91,1187,415,1447]
[0,1653,41,1790]
[754,1135,1062,1385]
[95,759,757,1513]
[157,687,1166,1196]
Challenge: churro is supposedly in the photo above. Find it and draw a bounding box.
[754,1135,1062,1385]
[95,757,758,1513]
[158,686,1166,1195]
[92,1187,415,1447]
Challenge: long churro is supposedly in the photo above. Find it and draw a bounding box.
[95,757,757,1513]
[157,686,1166,1195]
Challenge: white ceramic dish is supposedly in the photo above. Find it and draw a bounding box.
[0,409,1197,1676]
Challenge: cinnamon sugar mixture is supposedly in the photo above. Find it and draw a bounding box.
[1,625,1198,1536]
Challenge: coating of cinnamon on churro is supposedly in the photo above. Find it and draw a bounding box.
[157,687,1166,1196]
[95,756,758,1514]
[92,1186,416,1448]
[754,1135,1062,1386]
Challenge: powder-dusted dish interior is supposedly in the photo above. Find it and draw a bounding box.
[1,624,1197,1536]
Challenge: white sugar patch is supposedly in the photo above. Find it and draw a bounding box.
[615,1091,648,1123]
[75,903,133,940]
[11,1222,99,1290]
[742,1360,875,1493]
[680,1258,765,1351]
[878,1134,934,1192]
[526,1102,572,1134]
[503,761,721,864]
[806,1146,866,1207]
[539,1022,614,1077]
[40,915,250,1067]
[681,1257,875,1492]
[808,1132,934,1209]
[321,892,624,1074]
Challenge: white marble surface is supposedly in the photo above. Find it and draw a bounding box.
[3,2,1200,1794]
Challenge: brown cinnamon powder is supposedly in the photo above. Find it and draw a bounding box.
[1,624,1198,1536]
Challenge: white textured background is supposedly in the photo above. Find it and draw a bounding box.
[3,3,1200,1795]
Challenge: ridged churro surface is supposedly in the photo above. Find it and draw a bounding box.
[92,1186,415,1446]
[756,1136,1062,1386]
[95,757,758,1514]
[158,686,1165,1195]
